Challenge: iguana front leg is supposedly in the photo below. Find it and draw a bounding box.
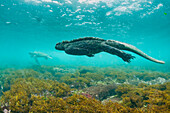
[101,42,135,63]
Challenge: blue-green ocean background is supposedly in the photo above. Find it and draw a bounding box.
[0,0,170,71]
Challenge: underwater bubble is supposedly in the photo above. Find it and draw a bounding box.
[6,22,11,24]
[49,10,53,12]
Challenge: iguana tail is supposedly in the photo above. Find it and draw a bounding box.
[106,40,165,64]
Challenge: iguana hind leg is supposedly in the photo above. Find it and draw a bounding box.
[101,42,135,63]
[106,40,165,64]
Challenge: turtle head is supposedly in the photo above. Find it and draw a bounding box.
[29,51,39,55]
[55,42,66,50]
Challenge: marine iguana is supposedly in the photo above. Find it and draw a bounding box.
[55,37,165,64]
[29,51,52,65]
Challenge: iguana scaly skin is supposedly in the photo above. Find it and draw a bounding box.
[55,37,165,64]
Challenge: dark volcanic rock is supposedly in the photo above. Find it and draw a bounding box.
[82,84,117,101]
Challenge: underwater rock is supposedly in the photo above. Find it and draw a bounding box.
[3,109,11,113]
[90,77,118,86]
[53,67,75,73]
[144,77,168,85]
[102,95,122,104]
[125,76,169,85]
[82,84,117,101]
[81,93,93,98]
[78,66,98,74]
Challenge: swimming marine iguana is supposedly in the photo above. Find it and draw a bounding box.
[29,51,52,65]
[55,37,165,64]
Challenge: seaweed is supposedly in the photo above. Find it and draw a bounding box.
[0,77,72,112]
[0,65,169,112]
[116,82,170,112]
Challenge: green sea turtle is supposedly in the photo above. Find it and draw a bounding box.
[55,37,165,64]
[29,51,52,65]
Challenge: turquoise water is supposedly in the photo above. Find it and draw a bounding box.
[0,0,170,70]
[0,1,170,112]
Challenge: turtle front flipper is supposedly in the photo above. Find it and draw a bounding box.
[101,42,135,63]
[34,57,40,65]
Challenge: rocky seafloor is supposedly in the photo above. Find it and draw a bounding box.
[0,65,169,113]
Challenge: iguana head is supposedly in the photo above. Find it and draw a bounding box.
[55,42,66,50]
